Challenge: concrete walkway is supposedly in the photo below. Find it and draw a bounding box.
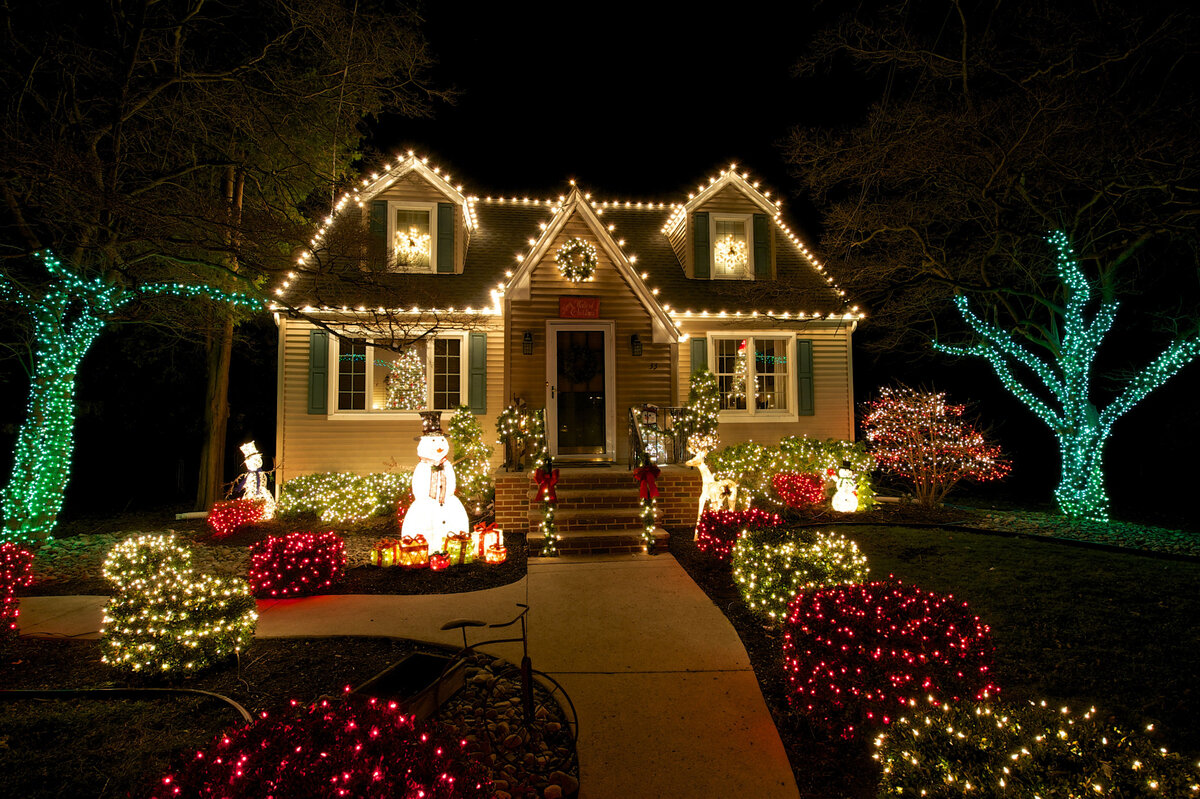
[21,554,798,798]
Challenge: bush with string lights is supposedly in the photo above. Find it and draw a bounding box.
[694,508,782,561]
[733,529,869,623]
[248,532,345,598]
[782,579,999,738]
[1,542,35,644]
[278,472,413,523]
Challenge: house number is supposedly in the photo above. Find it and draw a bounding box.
[649,362,659,370]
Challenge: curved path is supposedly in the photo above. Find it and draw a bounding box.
[21,553,798,798]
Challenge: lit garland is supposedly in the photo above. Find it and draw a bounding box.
[278,472,412,523]
[1,543,35,642]
[934,230,1200,522]
[875,696,1200,796]
[248,532,346,597]
[384,348,426,410]
[100,534,257,675]
[862,385,1009,507]
[771,473,825,509]
[733,530,869,622]
[0,250,262,544]
[495,405,546,470]
[694,508,782,561]
[554,236,599,282]
[447,405,494,518]
[154,695,490,798]
[782,580,999,738]
[634,456,660,553]
[713,234,748,275]
[207,499,266,539]
[534,458,559,556]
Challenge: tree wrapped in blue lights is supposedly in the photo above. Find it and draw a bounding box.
[1,251,262,543]
[935,232,1200,521]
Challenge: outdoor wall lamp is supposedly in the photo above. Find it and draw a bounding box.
[522,331,533,355]
[630,334,643,356]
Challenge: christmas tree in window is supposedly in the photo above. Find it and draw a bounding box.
[385,348,426,410]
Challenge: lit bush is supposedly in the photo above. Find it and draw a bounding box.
[771,472,826,508]
[733,530,869,622]
[248,532,345,597]
[207,498,265,538]
[277,472,412,523]
[875,696,1200,797]
[783,580,999,738]
[710,437,876,509]
[1,542,35,643]
[101,534,257,675]
[154,696,490,798]
[695,508,782,561]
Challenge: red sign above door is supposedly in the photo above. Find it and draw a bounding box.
[559,296,600,318]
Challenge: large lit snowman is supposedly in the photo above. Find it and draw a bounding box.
[402,411,469,555]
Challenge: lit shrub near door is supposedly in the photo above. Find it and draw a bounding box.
[733,530,869,622]
[695,509,782,560]
[782,580,999,738]
[248,532,346,598]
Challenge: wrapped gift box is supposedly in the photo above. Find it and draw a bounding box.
[369,538,401,567]
[398,535,429,568]
[444,532,475,565]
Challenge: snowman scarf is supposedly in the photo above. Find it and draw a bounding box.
[423,457,448,504]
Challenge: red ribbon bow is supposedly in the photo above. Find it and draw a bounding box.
[634,462,661,500]
[534,467,559,503]
[473,522,497,536]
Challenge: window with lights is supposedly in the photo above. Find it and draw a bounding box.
[712,335,792,416]
[334,335,464,413]
[711,215,752,279]
[388,202,435,271]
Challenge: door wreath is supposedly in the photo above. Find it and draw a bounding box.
[558,344,601,385]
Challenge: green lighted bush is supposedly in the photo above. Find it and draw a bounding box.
[278,472,412,523]
[732,528,869,622]
[874,696,1200,797]
[100,534,257,676]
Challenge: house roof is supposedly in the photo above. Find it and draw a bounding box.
[270,158,861,323]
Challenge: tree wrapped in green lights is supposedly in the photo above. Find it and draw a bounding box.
[0,252,261,543]
[936,233,1200,521]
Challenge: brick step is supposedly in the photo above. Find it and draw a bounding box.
[527,506,646,531]
[525,486,640,508]
[531,527,670,556]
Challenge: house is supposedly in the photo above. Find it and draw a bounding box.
[268,153,862,543]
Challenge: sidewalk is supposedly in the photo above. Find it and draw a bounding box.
[21,554,798,798]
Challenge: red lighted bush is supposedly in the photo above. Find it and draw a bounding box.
[695,509,782,560]
[2,543,35,642]
[771,472,826,508]
[155,696,489,798]
[207,499,265,538]
[782,579,999,739]
[248,532,345,597]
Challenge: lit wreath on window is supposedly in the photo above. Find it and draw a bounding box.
[713,234,748,275]
[555,237,599,282]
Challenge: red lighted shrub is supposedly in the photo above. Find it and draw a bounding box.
[154,696,489,798]
[771,473,826,508]
[782,579,999,738]
[695,509,782,560]
[1,543,35,642]
[207,499,265,539]
[248,532,345,597]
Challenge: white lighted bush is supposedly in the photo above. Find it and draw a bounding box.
[277,472,411,523]
[100,534,257,675]
[732,529,869,622]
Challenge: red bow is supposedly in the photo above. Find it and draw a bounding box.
[534,467,559,503]
[634,462,661,500]
[473,522,497,536]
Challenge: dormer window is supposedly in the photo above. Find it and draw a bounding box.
[712,215,752,279]
[388,202,436,271]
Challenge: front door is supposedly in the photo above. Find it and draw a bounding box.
[547,321,615,460]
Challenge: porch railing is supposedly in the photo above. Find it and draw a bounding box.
[628,406,692,468]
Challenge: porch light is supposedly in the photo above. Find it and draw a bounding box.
[630,334,643,357]
[523,331,534,355]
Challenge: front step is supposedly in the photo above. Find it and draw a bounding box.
[531,527,670,556]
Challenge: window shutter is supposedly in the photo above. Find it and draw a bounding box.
[468,331,487,414]
[308,330,329,414]
[692,212,710,279]
[368,200,387,268]
[796,339,814,416]
[753,213,770,279]
[437,202,455,273]
[690,337,707,374]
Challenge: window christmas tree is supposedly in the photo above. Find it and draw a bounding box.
[384,347,426,410]
[729,340,751,406]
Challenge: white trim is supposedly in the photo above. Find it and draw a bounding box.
[386,200,438,273]
[708,331,799,424]
[545,320,617,461]
[274,313,286,496]
[709,213,754,280]
[327,332,469,417]
[360,155,473,231]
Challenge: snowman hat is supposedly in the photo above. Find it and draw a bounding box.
[418,411,444,437]
[240,441,261,459]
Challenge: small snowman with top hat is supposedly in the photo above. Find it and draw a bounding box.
[237,440,276,520]
[402,411,469,555]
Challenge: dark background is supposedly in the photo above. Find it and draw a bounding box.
[2,3,1195,527]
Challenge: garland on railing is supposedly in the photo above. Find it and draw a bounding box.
[534,458,560,556]
[634,455,660,553]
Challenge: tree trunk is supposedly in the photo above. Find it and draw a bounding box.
[193,310,234,511]
[1053,430,1110,521]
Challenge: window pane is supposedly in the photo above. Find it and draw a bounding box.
[432,338,462,409]
[754,338,790,411]
[715,338,748,410]
[713,218,749,278]
[337,340,367,411]
[378,341,427,410]
[393,208,431,270]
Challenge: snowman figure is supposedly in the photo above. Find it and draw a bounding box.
[402,411,470,555]
[237,441,276,520]
[831,460,859,513]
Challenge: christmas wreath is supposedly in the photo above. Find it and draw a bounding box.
[558,344,601,385]
[555,237,599,282]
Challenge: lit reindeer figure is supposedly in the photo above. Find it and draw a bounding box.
[684,435,740,534]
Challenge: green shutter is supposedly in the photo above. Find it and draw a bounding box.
[368,200,387,268]
[437,202,455,273]
[308,330,329,414]
[753,213,770,279]
[692,212,710,279]
[796,339,814,416]
[690,337,707,374]
[468,331,487,414]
